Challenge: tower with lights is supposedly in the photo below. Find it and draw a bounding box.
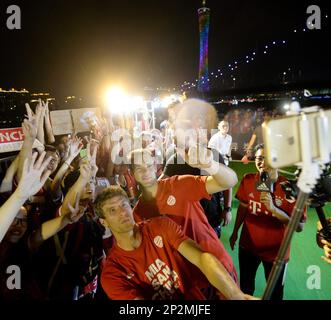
[198,0,210,92]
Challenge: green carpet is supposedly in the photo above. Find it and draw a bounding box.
[220,161,331,300]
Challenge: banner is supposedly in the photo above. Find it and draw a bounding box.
[49,110,74,135]
[50,108,101,135]
[0,127,44,153]
[71,108,101,133]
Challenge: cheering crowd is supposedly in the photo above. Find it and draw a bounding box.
[0,98,330,301]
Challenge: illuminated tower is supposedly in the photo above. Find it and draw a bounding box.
[198,0,210,92]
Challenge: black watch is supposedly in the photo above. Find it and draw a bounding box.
[224,206,232,212]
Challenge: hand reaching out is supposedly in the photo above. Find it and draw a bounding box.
[23,102,43,142]
[44,101,50,118]
[22,119,38,142]
[16,152,52,198]
[35,99,46,119]
[87,140,99,177]
[66,192,85,224]
[79,142,98,180]
[187,145,213,169]
[68,135,83,160]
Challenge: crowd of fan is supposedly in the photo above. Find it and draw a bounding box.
[0,98,329,301]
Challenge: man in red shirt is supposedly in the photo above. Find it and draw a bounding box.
[96,186,253,300]
[128,147,239,297]
[230,144,306,300]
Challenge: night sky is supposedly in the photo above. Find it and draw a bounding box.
[0,0,330,102]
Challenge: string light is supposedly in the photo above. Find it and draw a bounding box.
[177,18,329,91]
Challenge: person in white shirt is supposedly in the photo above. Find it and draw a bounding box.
[208,120,232,166]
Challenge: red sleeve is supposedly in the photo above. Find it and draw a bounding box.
[235,174,251,204]
[171,175,211,201]
[101,261,142,300]
[151,217,189,250]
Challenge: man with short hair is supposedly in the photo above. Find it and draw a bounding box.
[208,120,232,166]
[96,186,253,300]
[128,147,239,298]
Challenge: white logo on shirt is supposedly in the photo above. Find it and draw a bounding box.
[249,200,262,215]
[167,195,176,206]
[154,236,163,248]
[257,182,269,191]
[275,196,283,207]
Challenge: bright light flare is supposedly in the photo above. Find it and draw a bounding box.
[104,86,129,114]
[104,87,146,114]
[160,94,184,109]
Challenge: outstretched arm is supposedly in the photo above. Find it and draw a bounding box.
[0,156,19,193]
[178,239,256,300]
[44,101,55,144]
[62,143,98,215]
[29,193,85,250]
[187,146,238,193]
[50,135,82,197]
[0,152,51,242]
[260,192,305,232]
[16,104,42,182]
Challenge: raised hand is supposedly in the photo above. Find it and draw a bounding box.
[36,99,46,119]
[16,152,52,198]
[68,135,83,160]
[66,192,85,224]
[79,142,98,181]
[24,102,43,141]
[187,145,213,169]
[88,140,99,177]
[43,101,50,118]
[22,119,38,142]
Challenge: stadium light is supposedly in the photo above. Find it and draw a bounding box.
[104,86,130,114]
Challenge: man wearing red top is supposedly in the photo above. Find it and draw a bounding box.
[128,147,239,297]
[96,186,253,300]
[230,144,306,300]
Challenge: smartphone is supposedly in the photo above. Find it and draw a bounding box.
[80,148,87,159]
[262,109,331,168]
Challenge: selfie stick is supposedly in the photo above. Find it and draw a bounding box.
[262,108,329,300]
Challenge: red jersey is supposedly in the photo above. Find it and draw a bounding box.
[101,217,206,300]
[236,173,307,262]
[133,175,237,282]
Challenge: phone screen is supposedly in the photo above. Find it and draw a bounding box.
[80,148,87,158]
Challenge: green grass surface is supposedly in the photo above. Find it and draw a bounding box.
[221,161,331,300]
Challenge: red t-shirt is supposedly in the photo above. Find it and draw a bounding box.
[236,173,307,262]
[101,217,207,300]
[133,175,237,283]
